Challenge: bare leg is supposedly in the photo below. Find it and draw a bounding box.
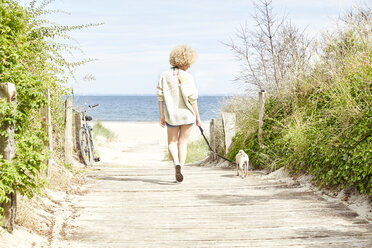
[167,126,180,166]
[178,125,193,166]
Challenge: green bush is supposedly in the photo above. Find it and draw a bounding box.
[0,0,97,214]
[226,8,372,195]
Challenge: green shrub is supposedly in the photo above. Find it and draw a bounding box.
[226,8,372,195]
[0,0,97,214]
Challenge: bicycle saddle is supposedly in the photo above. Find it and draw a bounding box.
[85,115,93,121]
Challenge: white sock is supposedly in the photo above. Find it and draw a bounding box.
[173,157,180,166]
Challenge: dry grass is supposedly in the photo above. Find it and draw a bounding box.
[16,195,54,236]
[47,161,86,194]
[15,161,86,236]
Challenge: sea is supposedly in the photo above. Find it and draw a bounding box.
[73,95,229,122]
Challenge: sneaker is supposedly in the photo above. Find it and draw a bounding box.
[175,165,183,182]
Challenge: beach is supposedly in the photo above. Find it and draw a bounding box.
[94,121,210,166]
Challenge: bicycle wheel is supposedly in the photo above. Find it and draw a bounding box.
[78,128,93,166]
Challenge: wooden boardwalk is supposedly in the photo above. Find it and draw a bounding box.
[62,123,371,248]
[64,167,372,247]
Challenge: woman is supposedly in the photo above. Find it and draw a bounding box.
[156,45,201,182]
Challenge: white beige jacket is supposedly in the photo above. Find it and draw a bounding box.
[156,68,198,125]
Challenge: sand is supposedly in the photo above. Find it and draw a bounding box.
[262,167,372,220]
[95,121,210,165]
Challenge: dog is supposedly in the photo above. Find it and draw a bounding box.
[235,150,250,178]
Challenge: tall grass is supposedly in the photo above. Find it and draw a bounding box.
[165,138,209,164]
[93,121,115,141]
[185,138,209,164]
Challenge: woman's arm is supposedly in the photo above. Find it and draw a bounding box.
[156,74,166,128]
[158,101,165,128]
[191,102,201,127]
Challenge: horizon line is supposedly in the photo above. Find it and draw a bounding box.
[73,94,233,97]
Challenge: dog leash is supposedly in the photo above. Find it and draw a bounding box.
[198,126,236,164]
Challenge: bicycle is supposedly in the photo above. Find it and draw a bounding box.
[78,104,99,166]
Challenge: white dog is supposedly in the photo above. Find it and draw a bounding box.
[235,150,250,178]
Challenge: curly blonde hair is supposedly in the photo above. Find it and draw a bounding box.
[169,45,198,67]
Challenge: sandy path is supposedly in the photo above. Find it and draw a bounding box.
[58,122,371,248]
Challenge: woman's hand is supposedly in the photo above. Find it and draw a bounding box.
[160,115,166,128]
[196,117,202,127]
[158,101,165,128]
[191,102,201,127]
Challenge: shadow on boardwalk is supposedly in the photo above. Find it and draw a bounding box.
[97,175,177,186]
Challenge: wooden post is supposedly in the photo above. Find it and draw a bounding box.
[221,112,236,153]
[47,90,53,154]
[258,90,266,146]
[209,119,216,160]
[73,110,81,153]
[64,97,73,164]
[0,83,17,231]
[46,89,54,177]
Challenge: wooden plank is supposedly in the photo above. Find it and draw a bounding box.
[0,83,17,231]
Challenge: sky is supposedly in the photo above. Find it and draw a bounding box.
[18,0,368,96]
